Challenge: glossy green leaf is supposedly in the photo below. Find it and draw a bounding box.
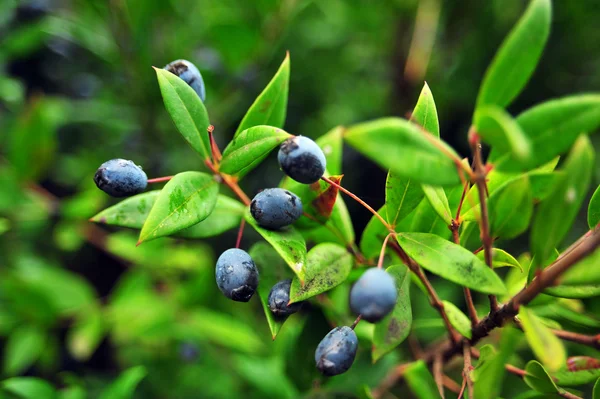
[396,232,506,295]
[316,126,344,175]
[138,172,219,243]
[176,195,245,238]
[498,95,600,171]
[372,265,412,362]
[476,248,523,271]
[90,191,160,228]
[524,360,560,393]
[220,126,291,178]
[344,118,460,186]
[302,195,355,246]
[475,0,551,110]
[249,242,293,339]
[552,368,600,387]
[3,325,45,375]
[475,105,531,160]
[385,172,424,227]
[441,300,472,338]
[244,208,307,283]
[422,185,452,225]
[559,242,600,286]
[404,360,442,399]
[235,53,289,136]
[544,284,600,299]
[594,377,600,399]
[289,243,352,303]
[155,68,211,159]
[520,307,566,372]
[410,82,439,138]
[400,198,451,241]
[66,305,105,361]
[588,185,600,229]
[360,205,389,259]
[531,135,594,264]
[2,378,57,399]
[98,366,147,399]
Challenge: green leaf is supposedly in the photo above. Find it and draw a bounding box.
[385,172,424,227]
[316,126,344,175]
[524,360,560,393]
[372,265,412,362]
[396,233,506,295]
[302,195,355,246]
[66,305,105,361]
[289,243,352,303]
[421,185,452,225]
[475,0,551,110]
[249,242,293,339]
[544,284,600,299]
[441,300,472,339]
[244,208,307,283]
[400,198,451,241]
[404,360,442,399]
[155,68,211,159]
[360,205,389,259]
[588,185,600,229]
[3,325,46,375]
[410,82,439,138]
[476,248,523,271]
[138,172,219,243]
[235,53,289,136]
[344,118,460,186]
[474,105,531,161]
[220,126,291,178]
[2,378,56,399]
[520,307,566,372]
[594,377,600,399]
[552,368,600,387]
[498,95,600,171]
[98,366,147,399]
[176,195,245,238]
[90,191,160,228]
[531,135,595,264]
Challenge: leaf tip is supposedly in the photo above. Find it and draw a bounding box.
[136,239,143,247]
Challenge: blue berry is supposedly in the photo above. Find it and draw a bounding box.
[179,342,200,362]
[278,136,326,184]
[250,188,303,230]
[94,159,147,197]
[215,248,259,302]
[350,268,397,323]
[268,279,303,317]
[315,326,358,376]
[164,59,206,102]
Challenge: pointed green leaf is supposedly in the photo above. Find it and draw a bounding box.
[475,105,531,161]
[3,326,46,375]
[396,232,506,295]
[176,195,244,238]
[360,205,388,259]
[544,284,600,299]
[155,68,211,159]
[520,307,566,372]
[91,191,160,228]
[558,244,600,286]
[98,366,147,399]
[404,360,442,399]
[441,300,472,339]
[588,185,600,229]
[422,185,452,225]
[372,265,412,362]
[476,248,523,271]
[244,208,307,283]
[475,0,551,110]
[498,95,600,171]
[531,135,594,264]
[399,198,451,241]
[138,172,219,243]
[220,126,291,178]
[385,172,424,227]
[552,368,600,387]
[344,118,460,186]
[2,378,57,399]
[289,243,352,303]
[411,82,439,138]
[235,53,290,136]
[594,377,600,399]
[316,126,344,175]
[249,242,293,339]
[524,360,560,393]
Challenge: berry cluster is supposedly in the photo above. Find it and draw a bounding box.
[92,59,399,377]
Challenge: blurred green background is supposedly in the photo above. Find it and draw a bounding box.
[1,0,600,398]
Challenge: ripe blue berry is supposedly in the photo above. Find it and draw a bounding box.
[250,188,303,230]
[315,326,358,376]
[278,136,326,184]
[350,268,397,323]
[94,159,147,197]
[268,279,303,317]
[164,59,206,102]
[215,248,259,302]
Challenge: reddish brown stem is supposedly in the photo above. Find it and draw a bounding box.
[208,125,222,163]
[377,233,394,269]
[205,160,251,206]
[504,364,526,377]
[455,180,470,221]
[350,315,362,330]
[433,354,445,399]
[462,342,474,399]
[235,219,246,249]
[147,176,174,184]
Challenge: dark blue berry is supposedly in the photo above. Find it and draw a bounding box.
[94,159,147,197]
[215,248,259,302]
[268,279,303,317]
[179,342,200,362]
[315,326,358,376]
[164,59,206,102]
[278,136,326,184]
[350,268,397,323]
[250,188,303,230]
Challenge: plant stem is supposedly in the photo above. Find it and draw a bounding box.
[462,342,474,399]
[205,160,251,206]
[147,176,174,184]
[350,314,362,330]
[450,220,478,326]
[377,233,394,269]
[433,354,445,399]
[235,219,246,249]
[551,329,600,349]
[207,125,222,163]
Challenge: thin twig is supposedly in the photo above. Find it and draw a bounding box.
[205,160,251,206]
[462,342,474,399]
[433,354,445,399]
[147,176,174,184]
[377,233,395,269]
[350,315,362,330]
[207,125,222,163]
[235,219,246,249]
[442,374,461,394]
